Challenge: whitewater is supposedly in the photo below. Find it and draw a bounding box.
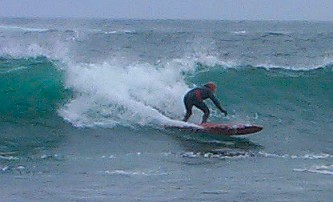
[0,18,332,201]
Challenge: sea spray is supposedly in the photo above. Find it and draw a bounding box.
[59,61,193,128]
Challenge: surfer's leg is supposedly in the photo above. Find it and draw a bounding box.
[183,98,193,122]
[195,102,210,123]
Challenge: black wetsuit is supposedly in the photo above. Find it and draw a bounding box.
[183,86,225,123]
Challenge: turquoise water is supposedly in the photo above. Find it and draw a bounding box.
[0,18,332,201]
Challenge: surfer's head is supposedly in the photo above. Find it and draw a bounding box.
[204,82,217,92]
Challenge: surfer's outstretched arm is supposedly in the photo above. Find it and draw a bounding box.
[209,92,228,116]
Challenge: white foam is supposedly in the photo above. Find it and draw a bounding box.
[173,54,236,72]
[0,66,28,74]
[181,151,251,159]
[104,30,134,34]
[1,166,9,172]
[175,52,330,72]
[0,155,19,160]
[0,40,69,61]
[0,25,49,32]
[234,31,247,34]
[59,60,200,128]
[105,170,144,176]
[256,63,325,71]
[104,169,166,176]
[259,152,333,159]
[294,165,333,175]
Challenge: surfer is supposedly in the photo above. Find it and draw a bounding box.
[183,82,228,123]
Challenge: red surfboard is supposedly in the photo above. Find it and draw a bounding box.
[165,123,263,136]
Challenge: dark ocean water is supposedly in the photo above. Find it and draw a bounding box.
[0,18,332,201]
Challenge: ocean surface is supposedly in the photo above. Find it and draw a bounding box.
[0,18,332,201]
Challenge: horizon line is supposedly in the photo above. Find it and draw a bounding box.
[1,16,333,23]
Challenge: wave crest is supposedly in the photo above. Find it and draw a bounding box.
[59,61,192,128]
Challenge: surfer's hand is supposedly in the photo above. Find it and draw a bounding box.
[221,109,228,116]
